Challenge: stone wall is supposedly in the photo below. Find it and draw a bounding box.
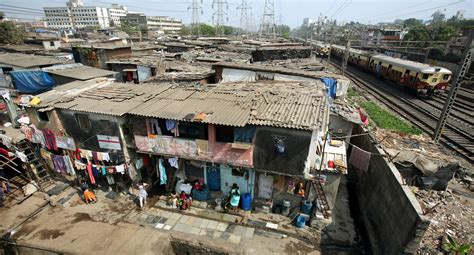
[350,125,430,254]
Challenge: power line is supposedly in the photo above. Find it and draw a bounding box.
[261,0,275,40]
[1,7,44,15]
[0,4,44,12]
[373,0,465,22]
[212,0,228,36]
[325,0,339,14]
[188,0,202,36]
[365,0,433,19]
[237,0,251,33]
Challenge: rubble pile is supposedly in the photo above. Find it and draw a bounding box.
[415,186,473,253]
[372,129,473,253]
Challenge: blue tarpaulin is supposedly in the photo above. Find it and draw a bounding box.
[234,126,256,143]
[321,77,337,99]
[10,71,55,93]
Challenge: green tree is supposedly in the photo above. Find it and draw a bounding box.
[432,23,459,41]
[277,25,291,38]
[120,22,137,35]
[403,24,429,41]
[223,25,234,35]
[403,18,423,28]
[199,24,216,36]
[0,22,25,44]
[179,25,191,35]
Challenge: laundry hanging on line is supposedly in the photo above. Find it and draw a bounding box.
[348,145,371,172]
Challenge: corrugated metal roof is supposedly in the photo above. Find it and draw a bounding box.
[44,65,118,80]
[0,53,64,68]
[30,80,328,130]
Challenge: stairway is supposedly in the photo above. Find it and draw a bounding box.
[16,139,53,192]
[312,179,331,219]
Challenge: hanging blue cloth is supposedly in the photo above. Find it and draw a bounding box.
[165,120,177,131]
[159,158,167,185]
[234,126,256,143]
[10,71,55,93]
[320,77,337,99]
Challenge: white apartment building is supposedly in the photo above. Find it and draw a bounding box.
[44,0,117,29]
[146,16,182,32]
[108,4,128,27]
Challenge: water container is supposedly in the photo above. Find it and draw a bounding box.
[192,188,210,201]
[281,200,291,216]
[296,214,306,228]
[301,200,313,215]
[241,193,252,211]
[206,168,221,191]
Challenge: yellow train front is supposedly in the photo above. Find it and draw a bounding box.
[368,55,452,97]
[311,41,331,57]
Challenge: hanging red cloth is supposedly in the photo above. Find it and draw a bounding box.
[86,161,96,185]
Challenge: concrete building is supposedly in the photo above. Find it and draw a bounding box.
[146,16,182,33]
[120,12,147,28]
[108,4,128,27]
[43,0,117,29]
[120,12,182,33]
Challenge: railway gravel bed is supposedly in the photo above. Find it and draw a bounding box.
[330,60,473,163]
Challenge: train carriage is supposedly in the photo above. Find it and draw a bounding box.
[369,55,452,97]
[311,41,331,56]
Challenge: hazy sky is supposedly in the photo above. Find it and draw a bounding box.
[1,0,473,28]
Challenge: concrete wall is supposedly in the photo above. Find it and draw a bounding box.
[350,125,430,254]
[219,164,255,198]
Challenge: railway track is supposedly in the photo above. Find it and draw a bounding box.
[330,59,474,163]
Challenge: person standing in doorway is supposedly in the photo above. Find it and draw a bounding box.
[230,183,240,212]
[138,185,148,209]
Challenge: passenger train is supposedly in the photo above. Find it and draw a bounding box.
[320,44,452,97]
[311,41,331,57]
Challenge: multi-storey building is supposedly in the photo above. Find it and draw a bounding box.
[146,16,182,33]
[120,13,182,33]
[44,0,123,29]
[108,4,128,27]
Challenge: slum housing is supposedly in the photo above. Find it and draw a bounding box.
[0,37,436,254]
[20,72,349,217]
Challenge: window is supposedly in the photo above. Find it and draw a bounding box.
[231,167,246,177]
[37,111,49,122]
[75,114,91,129]
[422,73,429,79]
[216,125,234,143]
[49,41,55,47]
[443,74,450,80]
[432,78,437,83]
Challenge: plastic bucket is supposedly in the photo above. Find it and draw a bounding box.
[296,214,306,228]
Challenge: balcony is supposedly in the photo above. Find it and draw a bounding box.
[134,135,253,168]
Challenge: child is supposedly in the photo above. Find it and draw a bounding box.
[138,185,148,209]
[84,189,97,204]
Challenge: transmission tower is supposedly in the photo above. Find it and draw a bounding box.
[237,0,251,34]
[261,0,276,40]
[188,0,202,36]
[212,0,228,36]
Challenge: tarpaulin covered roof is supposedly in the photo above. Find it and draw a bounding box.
[10,71,55,93]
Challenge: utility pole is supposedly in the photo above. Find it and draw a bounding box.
[188,0,202,37]
[237,0,251,35]
[342,39,351,76]
[212,0,228,36]
[261,0,275,41]
[433,39,473,143]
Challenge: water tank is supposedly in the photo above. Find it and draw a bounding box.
[301,200,313,214]
[241,193,252,211]
[281,200,291,216]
